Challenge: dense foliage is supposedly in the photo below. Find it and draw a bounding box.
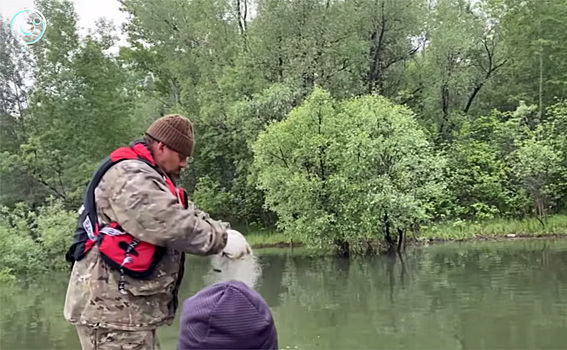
[1,0,566,264]
[252,89,448,255]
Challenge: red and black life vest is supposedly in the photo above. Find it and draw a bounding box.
[65,140,188,280]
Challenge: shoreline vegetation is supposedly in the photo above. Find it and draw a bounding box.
[2,0,567,278]
[247,214,567,249]
[1,206,566,283]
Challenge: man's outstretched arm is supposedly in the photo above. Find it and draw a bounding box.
[95,159,228,255]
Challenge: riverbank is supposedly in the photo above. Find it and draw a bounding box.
[419,214,567,241]
[245,214,567,249]
[245,231,297,249]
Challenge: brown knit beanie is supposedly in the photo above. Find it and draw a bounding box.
[145,114,195,157]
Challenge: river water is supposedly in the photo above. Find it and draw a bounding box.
[2,238,567,349]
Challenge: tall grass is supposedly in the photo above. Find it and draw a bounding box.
[420,215,567,240]
[244,215,567,247]
[245,230,291,247]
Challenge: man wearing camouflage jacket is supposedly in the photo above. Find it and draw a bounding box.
[63,114,228,349]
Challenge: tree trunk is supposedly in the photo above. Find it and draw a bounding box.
[396,228,404,253]
[334,239,350,258]
[367,0,386,94]
[236,0,248,49]
[383,213,398,255]
[539,45,544,121]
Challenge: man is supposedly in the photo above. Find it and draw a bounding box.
[178,280,278,350]
[64,114,229,350]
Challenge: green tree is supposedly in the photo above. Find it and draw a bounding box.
[0,198,75,279]
[4,0,138,208]
[0,17,43,206]
[545,102,567,211]
[446,115,511,220]
[511,138,563,222]
[488,0,567,114]
[359,0,425,96]
[120,0,241,114]
[253,88,448,256]
[407,0,509,141]
[506,102,567,220]
[191,83,300,225]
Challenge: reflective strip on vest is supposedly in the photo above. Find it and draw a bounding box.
[83,216,95,241]
[100,226,126,236]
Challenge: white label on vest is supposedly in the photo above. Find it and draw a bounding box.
[100,226,126,236]
[83,216,95,240]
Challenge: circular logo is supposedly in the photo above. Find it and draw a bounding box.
[10,9,47,45]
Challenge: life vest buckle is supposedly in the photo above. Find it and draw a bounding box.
[118,269,127,295]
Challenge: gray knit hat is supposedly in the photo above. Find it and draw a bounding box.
[178,280,278,350]
[145,114,195,157]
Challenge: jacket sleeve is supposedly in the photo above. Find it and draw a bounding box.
[94,159,228,255]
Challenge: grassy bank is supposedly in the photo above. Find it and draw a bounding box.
[420,214,567,241]
[246,214,567,249]
[245,231,295,249]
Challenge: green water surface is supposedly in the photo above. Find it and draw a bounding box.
[2,239,567,349]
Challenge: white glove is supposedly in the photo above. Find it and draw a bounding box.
[221,229,252,259]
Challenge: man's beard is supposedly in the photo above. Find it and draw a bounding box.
[168,171,181,184]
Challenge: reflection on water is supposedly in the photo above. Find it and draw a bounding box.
[2,239,567,349]
[206,254,262,288]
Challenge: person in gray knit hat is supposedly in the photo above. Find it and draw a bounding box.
[178,280,278,350]
[64,114,233,349]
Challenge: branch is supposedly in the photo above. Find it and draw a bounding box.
[35,172,66,200]
[236,0,245,36]
[464,57,509,114]
[266,149,289,168]
[463,84,484,114]
[367,0,387,93]
[400,86,422,105]
[383,45,419,71]
[243,0,248,32]
[54,162,68,198]
[484,39,493,69]
[492,58,509,74]
[164,18,179,32]
[149,93,171,108]
[338,58,350,72]
[279,148,289,168]
[319,145,326,182]
[12,81,24,119]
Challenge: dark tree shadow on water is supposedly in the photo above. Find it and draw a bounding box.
[384,250,407,303]
[382,212,409,302]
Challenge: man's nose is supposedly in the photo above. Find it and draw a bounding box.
[180,158,188,168]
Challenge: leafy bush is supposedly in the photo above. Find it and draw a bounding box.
[0,198,76,280]
[252,88,449,255]
[192,176,234,220]
[0,203,45,276]
[35,198,78,271]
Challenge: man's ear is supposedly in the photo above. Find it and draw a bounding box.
[157,142,167,153]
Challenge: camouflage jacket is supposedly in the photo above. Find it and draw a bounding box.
[63,159,228,331]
